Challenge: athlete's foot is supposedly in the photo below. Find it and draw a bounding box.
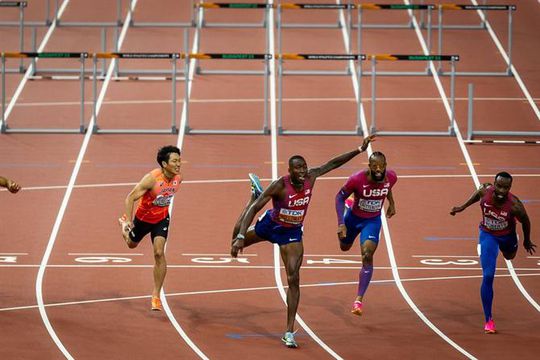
[281,332,298,348]
[484,319,496,334]
[151,296,162,311]
[351,300,363,316]
[249,173,264,199]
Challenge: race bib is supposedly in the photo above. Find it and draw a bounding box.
[357,199,383,212]
[483,217,508,231]
[153,194,173,207]
[278,208,305,225]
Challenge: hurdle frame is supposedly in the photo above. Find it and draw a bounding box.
[54,0,123,27]
[0,0,51,27]
[128,0,194,28]
[196,1,269,28]
[277,53,365,136]
[91,52,185,134]
[437,4,516,77]
[368,54,459,137]
[185,53,271,135]
[1,52,88,134]
[277,4,355,76]
[195,3,271,75]
[0,1,27,73]
[356,4,435,76]
[465,83,540,143]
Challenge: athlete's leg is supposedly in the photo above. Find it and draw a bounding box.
[280,241,304,333]
[356,240,378,302]
[479,230,499,323]
[152,236,167,299]
[340,210,361,252]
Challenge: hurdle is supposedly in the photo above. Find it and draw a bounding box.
[465,83,540,144]
[277,53,365,135]
[54,0,124,27]
[368,54,459,136]
[0,1,27,73]
[356,3,435,75]
[277,4,354,75]
[278,2,352,29]
[90,52,185,134]
[195,1,270,28]
[0,0,51,27]
[354,2,424,30]
[185,53,271,135]
[195,4,270,75]
[1,51,88,133]
[417,0,490,30]
[436,4,516,76]
[128,0,194,28]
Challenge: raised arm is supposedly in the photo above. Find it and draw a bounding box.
[512,197,535,255]
[309,135,375,179]
[450,183,490,216]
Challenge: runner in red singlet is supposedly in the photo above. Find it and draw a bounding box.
[119,145,182,311]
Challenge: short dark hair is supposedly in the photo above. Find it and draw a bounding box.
[495,171,512,182]
[157,145,181,167]
[289,155,306,167]
[369,151,386,162]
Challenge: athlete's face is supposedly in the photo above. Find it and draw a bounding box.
[162,152,181,176]
[493,176,512,201]
[289,158,308,185]
[368,156,386,182]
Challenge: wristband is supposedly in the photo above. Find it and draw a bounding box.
[358,146,364,152]
[237,234,245,240]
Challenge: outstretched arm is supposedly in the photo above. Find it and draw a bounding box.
[450,183,490,216]
[335,187,352,240]
[0,176,21,194]
[513,197,535,255]
[309,135,375,179]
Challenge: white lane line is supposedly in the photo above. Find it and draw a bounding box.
[405,0,540,313]
[269,1,344,358]
[7,173,540,192]
[158,4,209,360]
[469,0,540,120]
[34,1,140,359]
[340,2,478,359]
[3,272,539,313]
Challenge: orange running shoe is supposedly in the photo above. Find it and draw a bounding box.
[351,300,363,316]
[151,296,162,311]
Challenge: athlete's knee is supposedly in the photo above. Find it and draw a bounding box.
[287,271,300,287]
[127,240,138,249]
[362,251,374,265]
[503,251,516,260]
[154,248,165,260]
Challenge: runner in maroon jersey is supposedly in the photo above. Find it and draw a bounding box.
[451,172,535,334]
[231,135,375,348]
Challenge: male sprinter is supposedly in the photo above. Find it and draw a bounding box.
[119,145,182,311]
[335,151,397,315]
[451,172,535,333]
[230,135,375,348]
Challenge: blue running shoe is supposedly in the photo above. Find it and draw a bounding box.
[249,173,264,198]
[281,332,298,348]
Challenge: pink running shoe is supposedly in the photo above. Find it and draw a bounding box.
[351,300,363,316]
[484,319,496,334]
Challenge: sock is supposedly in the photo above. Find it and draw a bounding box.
[357,265,374,297]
